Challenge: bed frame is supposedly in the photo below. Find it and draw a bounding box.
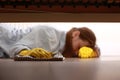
[0,0,120,22]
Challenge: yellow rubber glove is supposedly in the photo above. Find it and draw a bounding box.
[19,50,31,56]
[78,47,95,58]
[29,48,53,59]
[19,48,52,59]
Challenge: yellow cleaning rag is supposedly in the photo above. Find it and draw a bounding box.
[78,47,96,58]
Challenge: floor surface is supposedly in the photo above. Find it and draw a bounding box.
[0,57,120,80]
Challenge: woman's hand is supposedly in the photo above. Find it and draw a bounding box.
[19,48,53,59]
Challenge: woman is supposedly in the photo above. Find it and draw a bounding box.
[2,26,100,58]
[62,27,100,57]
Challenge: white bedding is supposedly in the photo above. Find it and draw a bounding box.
[0,24,32,58]
[0,24,66,58]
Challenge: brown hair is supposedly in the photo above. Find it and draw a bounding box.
[78,27,96,48]
[62,27,100,58]
[62,28,77,57]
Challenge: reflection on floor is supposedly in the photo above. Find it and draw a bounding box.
[0,56,120,80]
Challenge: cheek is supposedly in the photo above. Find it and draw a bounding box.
[72,41,80,50]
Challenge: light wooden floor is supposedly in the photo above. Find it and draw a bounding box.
[0,57,120,80]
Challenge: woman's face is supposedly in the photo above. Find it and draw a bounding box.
[72,30,89,55]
